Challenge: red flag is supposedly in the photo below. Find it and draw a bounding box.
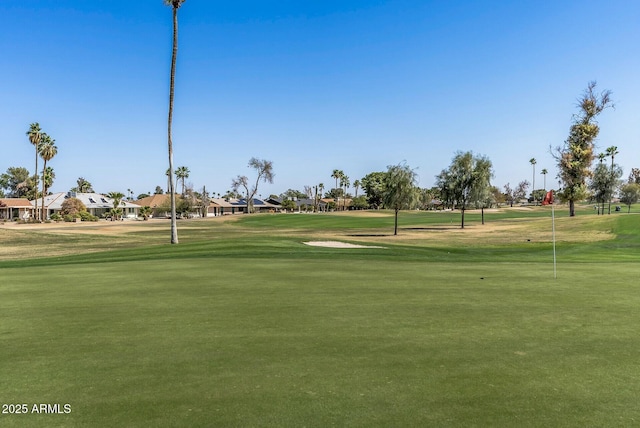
[542,190,554,205]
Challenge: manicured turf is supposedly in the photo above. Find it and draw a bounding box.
[1,208,639,427]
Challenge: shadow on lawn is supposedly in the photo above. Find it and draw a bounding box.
[403,227,460,231]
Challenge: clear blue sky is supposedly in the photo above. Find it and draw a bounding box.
[2,0,639,198]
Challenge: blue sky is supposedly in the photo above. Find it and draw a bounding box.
[2,0,639,198]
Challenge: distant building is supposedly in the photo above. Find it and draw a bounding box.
[38,192,141,219]
[0,198,34,220]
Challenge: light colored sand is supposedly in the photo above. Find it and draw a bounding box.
[303,241,385,249]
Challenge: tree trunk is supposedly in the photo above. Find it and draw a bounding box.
[481,206,485,225]
[394,208,399,235]
[34,149,39,221]
[569,199,576,217]
[461,207,465,229]
[168,6,179,244]
[40,160,47,221]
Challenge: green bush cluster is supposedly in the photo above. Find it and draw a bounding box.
[78,211,98,222]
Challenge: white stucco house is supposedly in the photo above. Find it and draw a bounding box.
[37,192,141,219]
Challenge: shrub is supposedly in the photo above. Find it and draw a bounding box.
[50,213,62,222]
[78,211,98,222]
[61,197,87,216]
[63,214,80,223]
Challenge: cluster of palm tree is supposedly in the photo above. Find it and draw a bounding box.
[26,122,58,221]
[590,145,621,215]
[330,169,355,210]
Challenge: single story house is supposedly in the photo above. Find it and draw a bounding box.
[321,197,353,210]
[0,198,34,221]
[136,193,204,218]
[38,192,141,219]
[208,198,279,215]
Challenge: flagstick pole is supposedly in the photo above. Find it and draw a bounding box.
[552,204,557,279]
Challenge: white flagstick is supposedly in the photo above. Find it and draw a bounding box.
[552,203,557,279]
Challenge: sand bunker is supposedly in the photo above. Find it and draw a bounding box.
[303,241,384,249]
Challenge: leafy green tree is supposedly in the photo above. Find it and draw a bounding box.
[280,189,307,200]
[280,199,296,212]
[38,134,57,220]
[361,172,386,209]
[351,195,368,210]
[165,0,187,243]
[469,156,494,223]
[531,189,546,204]
[26,123,42,219]
[555,81,613,216]
[490,186,505,207]
[436,151,493,229]
[0,167,32,198]
[415,187,436,210]
[154,186,164,195]
[619,183,640,213]
[176,196,194,217]
[383,163,418,235]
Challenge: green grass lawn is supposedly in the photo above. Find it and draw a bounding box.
[1,208,640,427]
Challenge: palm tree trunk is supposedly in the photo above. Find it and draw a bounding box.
[34,149,39,221]
[168,5,179,244]
[40,160,47,221]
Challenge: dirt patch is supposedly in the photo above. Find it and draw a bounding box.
[303,241,385,249]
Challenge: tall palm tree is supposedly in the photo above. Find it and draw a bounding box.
[165,0,187,244]
[331,169,343,204]
[606,146,619,214]
[75,177,93,193]
[340,174,350,211]
[27,123,42,220]
[318,183,324,212]
[175,166,190,196]
[38,134,57,221]
[596,153,606,215]
[529,158,537,205]
[540,168,548,191]
[43,167,55,196]
[353,179,361,198]
[107,192,125,220]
